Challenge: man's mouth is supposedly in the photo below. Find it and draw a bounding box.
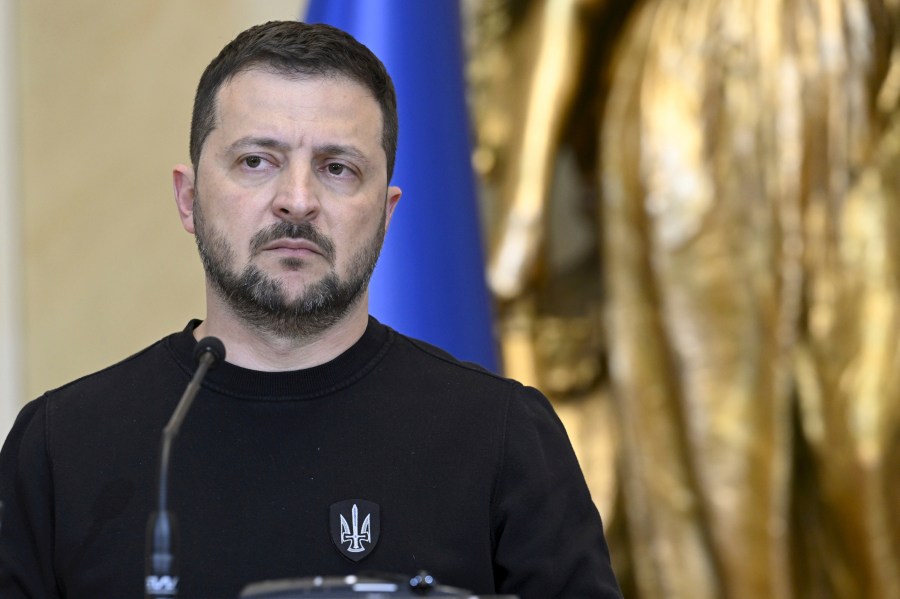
[260,239,322,256]
[249,222,337,264]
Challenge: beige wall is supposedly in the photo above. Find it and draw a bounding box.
[6,1,302,438]
[1,2,22,442]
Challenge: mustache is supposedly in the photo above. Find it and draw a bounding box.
[249,221,336,263]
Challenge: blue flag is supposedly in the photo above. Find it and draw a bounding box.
[304,1,498,371]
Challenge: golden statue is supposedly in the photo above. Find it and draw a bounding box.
[464,0,626,570]
[465,0,900,597]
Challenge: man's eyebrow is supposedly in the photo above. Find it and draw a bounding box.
[225,139,373,166]
[225,136,292,154]
[315,143,372,166]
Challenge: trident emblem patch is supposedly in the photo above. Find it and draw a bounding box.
[330,499,380,561]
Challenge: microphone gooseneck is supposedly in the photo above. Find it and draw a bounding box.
[146,337,226,598]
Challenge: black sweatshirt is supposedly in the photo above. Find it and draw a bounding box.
[0,318,621,598]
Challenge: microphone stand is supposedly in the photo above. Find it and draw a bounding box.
[145,337,225,598]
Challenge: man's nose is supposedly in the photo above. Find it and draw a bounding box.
[271,163,320,223]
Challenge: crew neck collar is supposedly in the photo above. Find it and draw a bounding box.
[165,317,393,400]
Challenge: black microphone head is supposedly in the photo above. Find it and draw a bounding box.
[193,336,226,369]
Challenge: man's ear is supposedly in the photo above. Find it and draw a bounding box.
[384,185,402,231]
[173,164,197,234]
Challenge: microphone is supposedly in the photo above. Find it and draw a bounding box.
[145,336,226,598]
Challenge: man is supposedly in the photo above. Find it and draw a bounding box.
[0,21,621,598]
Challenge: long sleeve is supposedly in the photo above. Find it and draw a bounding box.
[491,385,622,598]
[0,397,61,599]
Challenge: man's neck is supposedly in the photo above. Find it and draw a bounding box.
[193,295,370,372]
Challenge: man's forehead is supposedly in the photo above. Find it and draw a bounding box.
[194,70,387,182]
[218,68,375,107]
[213,70,380,132]
[208,70,383,148]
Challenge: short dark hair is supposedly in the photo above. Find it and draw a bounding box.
[190,21,398,180]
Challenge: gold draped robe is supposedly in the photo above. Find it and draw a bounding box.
[467,0,900,597]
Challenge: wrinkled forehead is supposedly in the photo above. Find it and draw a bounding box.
[217,66,377,116]
[200,70,387,180]
[211,69,383,142]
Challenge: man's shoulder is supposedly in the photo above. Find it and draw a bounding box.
[379,326,546,411]
[386,328,509,384]
[39,327,190,410]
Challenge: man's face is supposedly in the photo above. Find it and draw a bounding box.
[174,69,401,338]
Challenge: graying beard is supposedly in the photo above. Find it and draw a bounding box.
[193,200,383,341]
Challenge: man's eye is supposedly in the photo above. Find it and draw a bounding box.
[327,163,347,176]
[243,156,264,168]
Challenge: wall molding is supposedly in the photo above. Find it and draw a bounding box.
[0,0,22,442]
